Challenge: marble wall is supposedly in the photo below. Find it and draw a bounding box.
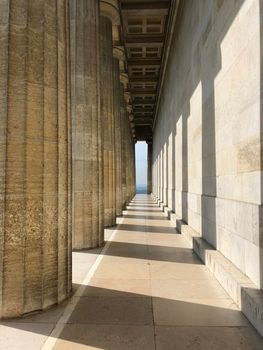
[153,0,263,288]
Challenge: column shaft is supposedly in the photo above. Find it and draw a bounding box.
[71,0,103,249]
[0,0,71,318]
[124,116,135,203]
[120,85,127,209]
[113,59,122,216]
[147,142,153,194]
[100,16,116,227]
[125,113,131,204]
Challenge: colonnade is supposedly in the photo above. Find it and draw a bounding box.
[0,0,135,318]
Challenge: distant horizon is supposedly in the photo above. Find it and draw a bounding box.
[135,142,147,193]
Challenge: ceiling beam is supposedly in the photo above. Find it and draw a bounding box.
[134,109,154,114]
[128,59,161,66]
[134,118,153,126]
[135,126,153,139]
[130,89,157,95]
[133,100,155,105]
[129,77,158,83]
[122,9,168,16]
[125,37,163,45]
[122,1,169,10]
[134,101,154,105]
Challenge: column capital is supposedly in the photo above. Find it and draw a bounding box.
[129,114,134,123]
[113,46,125,61]
[120,72,129,88]
[124,91,131,104]
[100,0,120,25]
[127,104,133,114]
[131,127,136,138]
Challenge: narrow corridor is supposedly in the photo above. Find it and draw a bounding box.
[51,195,263,349]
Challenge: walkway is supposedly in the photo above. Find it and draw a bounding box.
[1,195,263,349]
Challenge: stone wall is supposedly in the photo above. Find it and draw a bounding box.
[153,0,263,288]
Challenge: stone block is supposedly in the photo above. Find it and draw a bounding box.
[174,218,263,337]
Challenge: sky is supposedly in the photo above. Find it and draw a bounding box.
[135,141,147,188]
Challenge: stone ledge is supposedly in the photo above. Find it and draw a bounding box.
[170,215,263,337]
[154,198,173,219]
[163,206,172,218]
[160,202,166,211]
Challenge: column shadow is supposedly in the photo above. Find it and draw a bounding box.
[1,285,263,349]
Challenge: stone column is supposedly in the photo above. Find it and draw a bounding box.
[70,0,104,249]
[132,142,136,197]
[125,118,135,203]
[100,0,119,227]
[125,114,131,204]
[113,47,124,217]
[120,84,127,209]
[147,141,153,194]
[0,0,71,318]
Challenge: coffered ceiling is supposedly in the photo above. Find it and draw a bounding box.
[120,0,171,141]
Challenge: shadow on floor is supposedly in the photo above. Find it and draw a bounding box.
[77,241,201,264]
[118,223,177,234]
[125,209,162,213]
[1,285,263,350]
[128,206,158,209]
[123,214,168,220]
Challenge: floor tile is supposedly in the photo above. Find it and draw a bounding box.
[95,261,150,279]
[54,325,155,350]
[148,245,201,263]
[68,296,153,325]
[83,278,151,297]
[155,326,263,350]
[151,278,230,299]
[150,261,213,280]
[0,323,53,350]
[153,297,248,326]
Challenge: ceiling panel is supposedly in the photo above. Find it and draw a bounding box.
[120,0,171,141]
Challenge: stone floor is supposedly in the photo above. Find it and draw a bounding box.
[1,194,263,349]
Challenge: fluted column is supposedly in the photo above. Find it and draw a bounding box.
[131,137,136,199]
[120,84,127,209]
[147,141,153,194]
[100,15,114,227]
[0,0,71,318]
[113,50,123,216]
[132,142,136,197]
[125,112,131,204]
[100,0,119,227]
[70,0,104,249]
[125,115,135,203]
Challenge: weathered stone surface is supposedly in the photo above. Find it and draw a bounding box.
[113,58,123,217]
[70,0,104,249]
[0,0,71,318]
[100,14,116,227]
[120,83,128,209]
